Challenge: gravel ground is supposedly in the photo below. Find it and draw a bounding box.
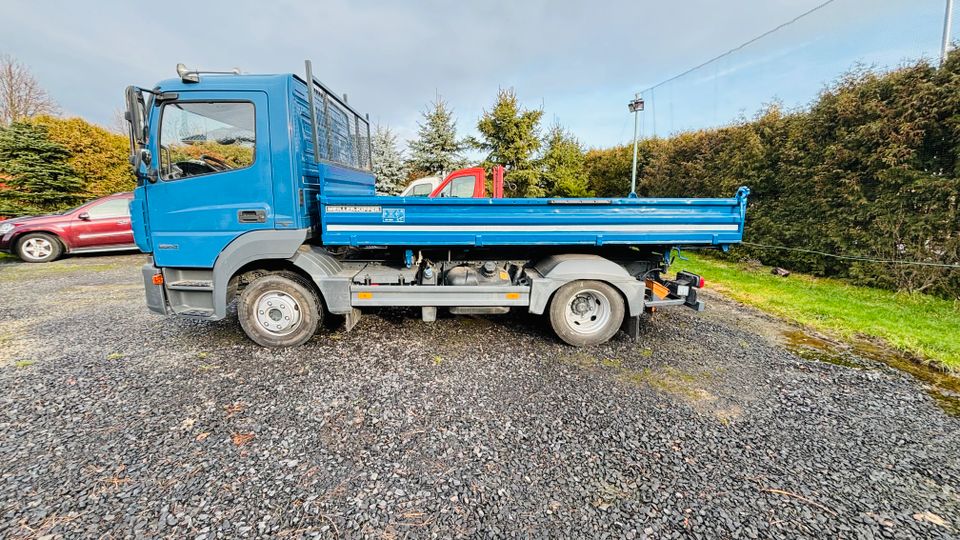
[0,253,957,539]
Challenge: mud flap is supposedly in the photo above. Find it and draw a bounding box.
[620,314,641,341]
[141,262,170,315]
[345,308,362,332]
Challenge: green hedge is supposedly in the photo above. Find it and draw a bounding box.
[586,54,960,300]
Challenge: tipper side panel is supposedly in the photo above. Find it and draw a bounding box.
[319,188,749,247]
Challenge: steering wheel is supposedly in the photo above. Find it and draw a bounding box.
[198,154,231,171]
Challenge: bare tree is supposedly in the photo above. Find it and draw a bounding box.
[0,53,58,126]
[110,107,129,135]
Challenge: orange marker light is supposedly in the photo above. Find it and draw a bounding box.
[357,292,373,300]
[505,292,520,300]
[152,273,163,285]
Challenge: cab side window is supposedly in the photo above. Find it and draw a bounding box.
[85,199,130,219]
[439,176,475,198]
[159,102,255,180]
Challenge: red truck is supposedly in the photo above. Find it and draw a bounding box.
[0,192,137,263]
[400,166,505,198]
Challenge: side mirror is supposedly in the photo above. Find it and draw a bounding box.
[124,86,146,145]
[78,212,90,221]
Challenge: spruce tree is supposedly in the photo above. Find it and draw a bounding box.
[474,89,544,197]
[408,96,464,176]
[371,124,407,195]
[0,121,84,216]
[540,124,592,197]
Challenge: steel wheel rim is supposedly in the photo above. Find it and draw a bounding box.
[22,238,53,260]
[565,289,611,335]
[253,291,302,336]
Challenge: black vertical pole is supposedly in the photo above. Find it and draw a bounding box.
[304,60,321,163]
[365,113,372,170]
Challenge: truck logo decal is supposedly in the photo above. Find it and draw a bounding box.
[381,208,406,223]
[326,205,381,213]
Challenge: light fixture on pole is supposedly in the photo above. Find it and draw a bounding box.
[628,93,645,198]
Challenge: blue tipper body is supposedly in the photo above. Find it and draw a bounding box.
[320,190,749,248]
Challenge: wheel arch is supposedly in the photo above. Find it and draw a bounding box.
[528,254,645,317]
[211,229,308,318]
[12,229,67,251]
[228,259,321,307]
[220,244,349,317]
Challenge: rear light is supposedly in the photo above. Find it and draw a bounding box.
[676,271,704,288]
[152,273,163,285]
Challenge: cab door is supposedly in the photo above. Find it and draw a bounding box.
[143,91,272,268]
[430,167,486,198]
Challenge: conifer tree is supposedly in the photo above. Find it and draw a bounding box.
[540,124,592,197]
[371,124,407,195]
[0,121,84,215]
[408,96,464,176]
[473,89,544,197]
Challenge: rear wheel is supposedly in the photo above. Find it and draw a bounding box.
[238,273,321,348]
[549,280,625,346]
[15,233,62,263]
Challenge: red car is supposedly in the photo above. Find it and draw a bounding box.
[0,192,137,263]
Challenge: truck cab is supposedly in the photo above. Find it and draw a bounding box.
[125,71,372,269]
[125,63,748,348]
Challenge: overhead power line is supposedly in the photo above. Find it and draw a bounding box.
[640,0,840,94]
[740,241,960,269]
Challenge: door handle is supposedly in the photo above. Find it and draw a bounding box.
[238,209,266,223]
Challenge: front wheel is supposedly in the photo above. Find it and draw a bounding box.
[238,273,321,348]
[15,233,62,263]
[549,280,625,347]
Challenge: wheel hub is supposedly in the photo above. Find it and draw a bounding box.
[22,238,53,260]
[565,290,611,335]
[254,291,302,336]
[572,296,592,316]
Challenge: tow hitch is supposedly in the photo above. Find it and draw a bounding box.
[622,270,706,341]
[644,270,705,312]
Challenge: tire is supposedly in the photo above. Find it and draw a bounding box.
[237,272,322,348]
[15,233,62,263]
[549,280,625,347]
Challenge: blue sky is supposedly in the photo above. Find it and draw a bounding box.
[1,0,955,151]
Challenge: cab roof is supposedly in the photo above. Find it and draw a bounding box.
[153,73,294,94]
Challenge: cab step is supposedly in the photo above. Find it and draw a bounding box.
[167,280,214,291]
[177,308,214,318]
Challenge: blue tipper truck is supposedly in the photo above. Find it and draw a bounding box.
[124,62,750,348]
